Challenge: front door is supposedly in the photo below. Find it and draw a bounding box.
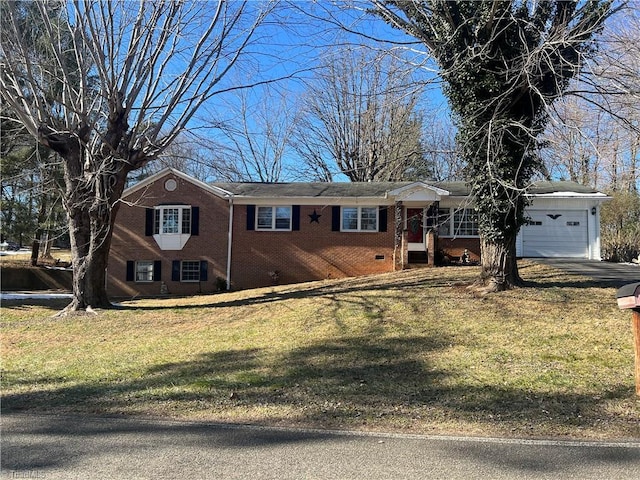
[406,208,424,245]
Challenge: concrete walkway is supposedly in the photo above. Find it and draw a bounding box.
[2,413,639,480]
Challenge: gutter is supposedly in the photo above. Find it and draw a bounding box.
[226,195,234,291]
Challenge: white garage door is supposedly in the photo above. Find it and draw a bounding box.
[521,210,589,258]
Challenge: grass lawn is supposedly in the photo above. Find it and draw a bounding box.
[1,261,638,440]
[0,248,72,267]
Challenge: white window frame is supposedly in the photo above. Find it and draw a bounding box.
[341,206,378,232]
[256,206,292,231]
[135,260,154,282]
[180,260,201,282]
[438,207,479,237]
[152,205,192,251]
[453,208,479,236]
[154,205,191,235]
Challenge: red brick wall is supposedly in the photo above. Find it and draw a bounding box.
[109,176,397,295]
[109,173,487,296]
[230,204,395,290]
[108,173,230,297]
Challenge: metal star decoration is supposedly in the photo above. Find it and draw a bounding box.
[309,209,322,223]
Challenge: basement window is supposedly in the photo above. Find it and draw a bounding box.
[172,260,208,283]
[135,261,154,282]
[126,260,161,282]
[181,261,201,282]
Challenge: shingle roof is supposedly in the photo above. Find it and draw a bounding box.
[212,182,414,198]
[211,180,601,198]
[526,181,601,195]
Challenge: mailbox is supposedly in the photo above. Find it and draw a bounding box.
[617,282,640,397]
[616,282,640,310]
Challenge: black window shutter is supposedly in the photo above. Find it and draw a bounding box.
[172,260,180,281]
[292,205,300,231]
[247,205,255,230]
[200,260,208,281]
[191,206,199,236]
[145,208,154,236]
[379,206,388,232]
[126,261,134,281]
[331,206,340,231]
[153,261,162,281]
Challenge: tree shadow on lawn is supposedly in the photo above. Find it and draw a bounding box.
[3,334,638,438]
[112,269,467,312]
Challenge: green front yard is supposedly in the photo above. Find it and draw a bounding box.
[1,261,638,440]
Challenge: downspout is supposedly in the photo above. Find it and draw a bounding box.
[226,195,234,291]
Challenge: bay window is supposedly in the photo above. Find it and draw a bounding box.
[147,205,198,250]
[154,206,191,234]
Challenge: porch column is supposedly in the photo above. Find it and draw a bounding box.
[426,202,439,267]
[426,229,437,266]
[393,201,405,270]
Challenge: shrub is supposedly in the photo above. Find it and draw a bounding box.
[601,190,640,263]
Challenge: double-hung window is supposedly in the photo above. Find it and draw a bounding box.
[126,260,161,282]
[181,261,201,282]
[135,261,154,282]
[171,260,208,283]
[256,206,292,231]
[437,208,479,237]
[454,208,479,236]
[341,207,378,232]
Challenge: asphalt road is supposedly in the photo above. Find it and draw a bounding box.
[2,413,639,480]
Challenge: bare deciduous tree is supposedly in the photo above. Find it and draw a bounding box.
[293,46,430,182]
[542,96,612,187]
[584,5,639,192]
[201,85,296,182]
[540,7,640,263]
[126,133,222,185]
[421,112,463,181]
[0,0,275,312]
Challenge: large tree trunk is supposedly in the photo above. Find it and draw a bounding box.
[476,232,523,293]
[65,207,114,311]
[46,122,132,314]
[60,165,129,313]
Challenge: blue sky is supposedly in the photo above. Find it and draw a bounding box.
[174,1,637,189]
[188,1,449,181]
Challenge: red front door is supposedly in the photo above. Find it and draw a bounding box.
[406,208,423,243]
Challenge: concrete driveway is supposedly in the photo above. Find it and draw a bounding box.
[530,258,640,288]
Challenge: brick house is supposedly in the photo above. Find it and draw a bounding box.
[107,168,609,297]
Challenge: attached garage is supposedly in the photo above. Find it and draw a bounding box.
[516,182,610,260]
[521,210,589,258]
